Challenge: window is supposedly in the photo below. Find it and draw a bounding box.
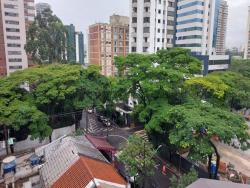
[131,47,136,52]
[7,43,21,47]
[8,51,21,55]
[7,36,20,40]
[168,1,174,7]
[5,20,19,25]
[144,37,148,42]
[143,27,150,33]
[158,9,161,14]
[157,47,160,51]
[158,0,161,4]
[177,10,203,17]
[143,17,150,23]
[133,7,137,13]
[145,7,149,12]
[162,29,165,33]
[167,30,174,35]
[132,17,137,23]
[168,11,175,17]
[4,4,17,9]
[132,0,137,3]
[176,27,203,33]
[163,20,165,24]
[133,37,137,42]
[177,35,202,40]
[5,12,18,17]
[157,38,160,42]
[143,47,148,52]
[9,58,22,62]
[9,65,22,70]
[162,38,164,42]
[144,0,150,2]
[177,18,203,25]
[6,28,20,32]
[177,1,204,10]
[167,20,174,26]
[175,43,202,47]
[133,27,137,33]
[158,19,161,23]
[157,28,161,33]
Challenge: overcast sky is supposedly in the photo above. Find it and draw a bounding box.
[36,0,249,49]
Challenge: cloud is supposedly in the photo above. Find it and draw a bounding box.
[36,0,249,49]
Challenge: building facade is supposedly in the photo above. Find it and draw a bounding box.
[129,0,176,53]
[213,0,228,55]
[35,2,51,16]
[23,0,35,31]
[65,24,85,64]
[88,15,129,76]
[0,0,28,76]
[244,6,250,59]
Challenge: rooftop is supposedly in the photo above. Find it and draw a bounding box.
[51,155,126,188]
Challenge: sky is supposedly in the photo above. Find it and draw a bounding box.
[36,0,249,49]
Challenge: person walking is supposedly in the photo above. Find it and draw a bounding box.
[8,137,15,154]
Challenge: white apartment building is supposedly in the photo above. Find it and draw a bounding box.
[244,6,250,59]
[0,0,28,76]
[129,0,176,53]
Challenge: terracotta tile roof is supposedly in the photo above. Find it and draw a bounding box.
[51,156,126,188]
[86,135,116,152]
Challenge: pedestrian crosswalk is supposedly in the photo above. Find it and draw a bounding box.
[87,114,115,135]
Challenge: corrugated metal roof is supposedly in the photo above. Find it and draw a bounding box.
[187,178,250,188]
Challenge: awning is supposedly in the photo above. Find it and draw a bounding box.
[86,135,116,153]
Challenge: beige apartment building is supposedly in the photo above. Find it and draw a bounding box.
[88,15,129,76]
[215,0,228,55]
[244,6,250,59]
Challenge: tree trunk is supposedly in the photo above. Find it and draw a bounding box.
[208,154,212,179]
[4,125,9,155]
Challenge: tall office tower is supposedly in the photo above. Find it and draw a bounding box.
[175,0,228,56]
[214,0,228,55]
[35,2,51,15]
[75,32,84,65]
[0,0,28,76]
[23,0,35,30]
[175,0,229,74]
[129,0,176,53]
[244,6,250,59]
[65,24,76,62]
[65,24,85,64]
[88,15,129,76]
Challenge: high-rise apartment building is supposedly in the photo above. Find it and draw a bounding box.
[244,6,250,59]
[23,0,35,30]
[214,0,228,55]
[35,2,51,15]
[129,0,176,53]
[65,24,85,64]
[0,0,28,76]
[88,15,129,76]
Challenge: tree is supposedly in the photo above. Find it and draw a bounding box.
[118,135,156,187]
[229,59,250,78]
[25,8,66,63]
[170,168,198,188]
[114,48,202,121]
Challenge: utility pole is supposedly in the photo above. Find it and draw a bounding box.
[3,125,9,155]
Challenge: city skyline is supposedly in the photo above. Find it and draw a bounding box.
[36,0,249,49]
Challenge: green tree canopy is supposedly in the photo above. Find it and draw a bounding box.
[25,8,66,63]
[146,101,249,161]
[170,168,198,188]
[118,135,156,187]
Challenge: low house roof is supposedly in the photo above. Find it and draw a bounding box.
[187,178,250,188]
[51,155,126,188]
[39,136,108,188]
[86,135,116,152]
